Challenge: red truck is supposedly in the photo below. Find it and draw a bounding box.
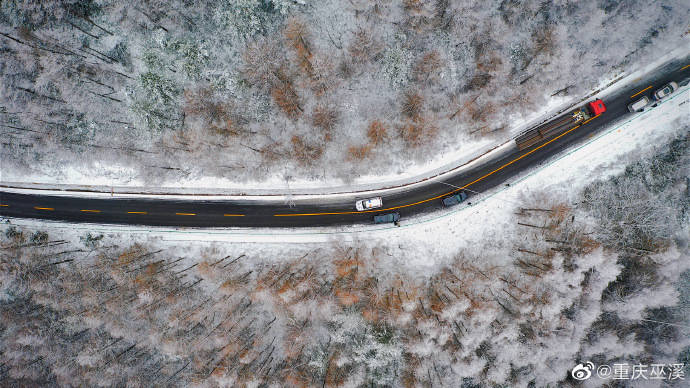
[515,99,606,150]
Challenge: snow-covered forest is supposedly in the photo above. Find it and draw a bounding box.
[1,131,688,387]
[1,0,688,185]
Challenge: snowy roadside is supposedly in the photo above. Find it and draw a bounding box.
[0,140,516,201]
[5,82,688,256]
[3,141,520,199]
[3,46,688,197]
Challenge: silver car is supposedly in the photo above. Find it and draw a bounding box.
[628,96,650,113]
[653,82,678,100]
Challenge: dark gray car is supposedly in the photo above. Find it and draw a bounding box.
[442,191,468,207]
[373,212,400,224]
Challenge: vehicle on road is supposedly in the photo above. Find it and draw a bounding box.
[373,212,400,224]
[442,191,468,207]
[628,96,650,113]
[515,99,606,150]
[653,82,678,100]
[355,196,382,211]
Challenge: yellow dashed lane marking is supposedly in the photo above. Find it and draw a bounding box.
[80,209,101,213]
[681,64,690,71]
[275,115,600,217]
[223,214,245,217]
[176,212,196,216]
[127,211,147,214]
[630,85,652,98]
[34,207,54,211]
[0,204,8,207]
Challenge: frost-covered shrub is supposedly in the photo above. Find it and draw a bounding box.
[58,113,96,146]
[163,38,209,80]
[107,41,132,69]
[131,71,181,132]
[381,42,413,89]
[0,0,93,29]
[4,226,24,241]
[30,231,49,244]
[329,314,402,386]
[80,232,103,249]
[271,0,308,15]
[212,0,272,40]
[508,41,529,72]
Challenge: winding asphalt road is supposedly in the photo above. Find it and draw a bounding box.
[1,56,689,228]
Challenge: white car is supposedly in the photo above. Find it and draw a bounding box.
[355,197,382,211]
[653,82,678,100]
[628,96,650,113]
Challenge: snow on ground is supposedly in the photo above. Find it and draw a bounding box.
[4,46,688,195]
[5,81,688,276]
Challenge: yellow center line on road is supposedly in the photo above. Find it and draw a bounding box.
[223,214,245,217]
[80,209,101,213]
[0,204,8,207]
[176,212,196,216]
[274,115,601,217]
[127,211,148,214]
[34,207,54,211]
[681,64,690,71]
[630,85,652,98]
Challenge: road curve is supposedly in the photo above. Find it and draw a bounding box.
[2,56,689,228]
